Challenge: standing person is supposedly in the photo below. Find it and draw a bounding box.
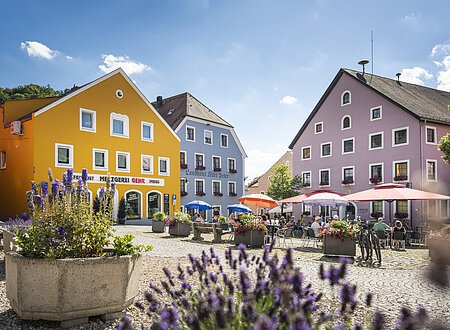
[311,216,322,237]
[392,220,406,249]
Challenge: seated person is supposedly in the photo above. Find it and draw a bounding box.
[195,213,205,222]
[279,216,286,227]
[310,216,322,237]
[392,220,406,249]
[373,217,390,247]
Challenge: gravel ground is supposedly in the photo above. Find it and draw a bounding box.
[0,226,449,329]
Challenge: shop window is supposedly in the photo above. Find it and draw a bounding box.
[125,191,141,219]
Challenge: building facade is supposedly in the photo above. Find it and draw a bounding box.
[0,69,180,220]
[289,69,450,227]
[153,93,246,219]
[246,151,293,214]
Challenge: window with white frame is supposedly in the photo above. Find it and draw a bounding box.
[186,126,195,141]
[80,108,96,132]
[0,151,6,169]
[393,160,409,181]
[426,160,437,181]
[204,130,213,145]
[315,122,323,134]
[392,127,409,146]
[221,134,228,147]
[141,121,154,142]
[301,146,311,160]
[342,166,355,185]
[396,200,408,216]
[341,91,351,106]
[180,151,187,167]
[370,106,382,121]
[212,181,221,195]
[321,142,332,157]
[110,113,129,138]
[116,151,130,172]
[369,163,383,183]
[180,178,187,194]
[302,171,311,187]
[342,115,351,130]
[195,180,205,195]
[369,132,384,150]
[93,148,108,171]
[228,181,236,195]
[371,201,384,217]
[158,157,170,176]
[212,156,221,171]
[319,169,330,186]
[141,155,153,174]
[342,138,355,154]
[55,143,73,168]
[303,204,312,215]
[228,158,236,172]
[195,153,205,169]
[426,126,437,144]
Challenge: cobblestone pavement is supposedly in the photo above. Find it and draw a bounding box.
[115,225,450,326]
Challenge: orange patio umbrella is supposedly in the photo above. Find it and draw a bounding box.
[239,193,278,208]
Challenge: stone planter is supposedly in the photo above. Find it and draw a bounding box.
[5,252,142,327]
[3,230,18,253]
[152,219,166,233]
[169,222,191,237]
[429,238,450,265]
[234,230,265,248]
[323,236,356,257]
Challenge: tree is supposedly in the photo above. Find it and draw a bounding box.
[267,164,302,201]
[117,197,127,224]
[438,133,450,164]
[0,84,79,101]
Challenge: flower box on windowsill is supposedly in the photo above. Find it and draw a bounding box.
[180,191,188,197]
[319,182,329,186]
[342,179,354,185]
[180,164,188,169]
[393,175,408,181]
[229,193,237,197]
[196,192,206,197]
[213,167,222,172]
[302,211,311,216]
[394,212,408,219]
[229,169,237,174]
[370,212,383,219]
[196,166,206,171]
[369,177,382,184]
[302,183,311,188]
[213,192,223,197]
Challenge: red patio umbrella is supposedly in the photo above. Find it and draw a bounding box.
[346,183,450,224]
[239,193,278,208]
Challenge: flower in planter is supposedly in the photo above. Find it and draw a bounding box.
[394,212,409,219]
[302,182,311,187]
[180,163,188,169]
[369,176,381,184]
[213,167,221,172]
[370,212,383,219]
[229,169,237,173]
[196,191,206,196]
[320,220,357,241]
[196,165,206,171]
[394,175,408,181]
[180,191,188,196]
[229,192,237,197]
[164,211,192,229]
[213,192,223,197]
[218,215,227,224]
[342,178,354,185]
[6,213,31,233]
[232,214,268,235]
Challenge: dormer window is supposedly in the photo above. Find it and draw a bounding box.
[342,115,351,130]
[341,91,351,106]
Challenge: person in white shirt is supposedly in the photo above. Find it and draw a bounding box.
[310,216,322,237]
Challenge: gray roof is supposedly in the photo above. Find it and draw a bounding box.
[151,92,233,130]
[289,68,450,149]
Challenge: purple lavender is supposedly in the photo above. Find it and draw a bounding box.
[40,182,49,197]
[81,168,88,183]
[51,179,60,196]
[26,190,34,212]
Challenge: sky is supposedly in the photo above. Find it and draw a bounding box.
[1,0,450,182]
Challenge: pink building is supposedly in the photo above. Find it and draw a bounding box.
[289,69,450,227]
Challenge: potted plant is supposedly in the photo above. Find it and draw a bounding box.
[167,211,192,237]
[233,215,267,247]
[321,220,357,257]
[393,175,408,181]
[152,211,166,233]
[3,214,31,253]
[429,224,450,266]
[369,176,381,184]
[5,168,148,327]
[117,197,127,225]
[218,215,228,230]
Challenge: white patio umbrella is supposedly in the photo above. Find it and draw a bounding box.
[302,192,348,207]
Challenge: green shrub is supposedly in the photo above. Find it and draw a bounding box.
[117,197,127,220]
[112,234,153,256]
[154,211,166,221]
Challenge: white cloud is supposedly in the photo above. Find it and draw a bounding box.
[245,149,284,183]
[399,67,433,85]
[99,54,151,75]
[20,41,59,60]
[431,44,450,56]
[279,95,298,105]
[436,55,450,91]
[66,55,73,61]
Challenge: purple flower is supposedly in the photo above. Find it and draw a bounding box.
[57,226,66,237]
[99,187,105,199]
[26,190,34,211]
[52,179,60,196]
[31,181,38,195]
[111,182,116,192]
[66,168,73,184]
[48,237,59,247]
[81,168,88,183]
[40,182,49,197]
[33,195,45,209]
[209,271,218,284]
[115,315,132,330]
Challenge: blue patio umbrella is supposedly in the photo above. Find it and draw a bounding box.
[184,200,212,211]
[227,204,252,213]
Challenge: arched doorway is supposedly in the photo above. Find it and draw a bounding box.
[147,191,162,218]
[125,190,142,219]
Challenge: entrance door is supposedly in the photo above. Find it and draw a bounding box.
[147,192,161,218]
[126,191,142,219]
[346,204,356,220]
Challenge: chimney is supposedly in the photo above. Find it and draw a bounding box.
[396,73,401,84]
[156,96,163,108]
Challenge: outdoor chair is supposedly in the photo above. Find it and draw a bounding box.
[302,228,320,248]
[274,228,294,248]
[391,231,406,250]
[375,230,388,248]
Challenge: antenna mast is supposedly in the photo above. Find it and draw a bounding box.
[370,30,374,83]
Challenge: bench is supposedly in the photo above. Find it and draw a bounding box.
[192,223,227,243]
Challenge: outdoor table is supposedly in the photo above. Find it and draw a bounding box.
[266,224,280,241]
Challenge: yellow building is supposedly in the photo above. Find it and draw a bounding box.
[0,68,180,220]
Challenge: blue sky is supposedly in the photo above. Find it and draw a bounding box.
[1,0,450,181]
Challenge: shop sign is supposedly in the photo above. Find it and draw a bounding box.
[73,173,164,186]
[184,170,229,179]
